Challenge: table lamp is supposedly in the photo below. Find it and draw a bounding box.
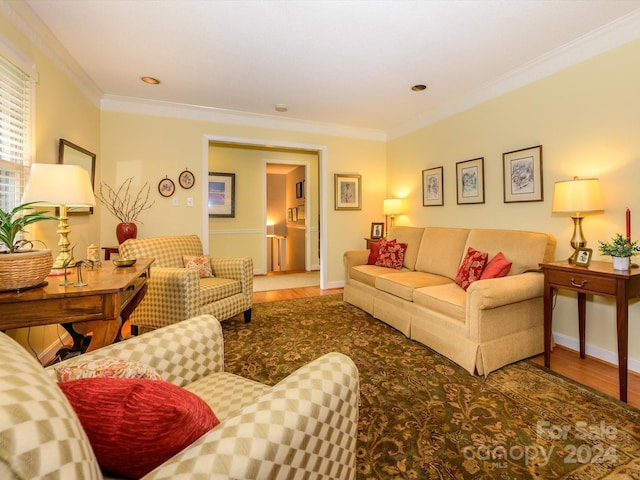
[552,176,603,264]
[383,198,404,230]
[22,163,96,269]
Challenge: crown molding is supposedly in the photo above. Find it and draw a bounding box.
[388,9,640,140]
[2,0,103,106]
[101,95,387,142]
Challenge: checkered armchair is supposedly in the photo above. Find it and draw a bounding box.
[0,315,360,479]
[119,235,253,333]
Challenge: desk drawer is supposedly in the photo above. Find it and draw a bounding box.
[120,276,147,309]
[548,270,617,295]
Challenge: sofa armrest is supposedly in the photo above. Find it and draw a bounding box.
[46,315,224,387]
[210,256,253,297]
[144,352,359,480]
[466,272,544,309]
[343,250,370,281]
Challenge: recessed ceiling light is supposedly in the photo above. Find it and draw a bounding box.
[411,84,427,91]
[141,76,160,85]
[275,104,288,112]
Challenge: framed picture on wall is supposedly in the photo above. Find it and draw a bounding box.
[208,172,235,217]
[456,157,484,205]
[422,166,443,206]
[503,145,543,203]
[58,139,96,215]
[335,174,361,210]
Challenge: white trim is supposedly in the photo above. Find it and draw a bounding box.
[204,134,329,289]
[553,331,640,374]
[104,95,386,141]
[0,32,36,79]
[388,9,640,140]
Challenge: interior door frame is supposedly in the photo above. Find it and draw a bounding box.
[202,134,328,289]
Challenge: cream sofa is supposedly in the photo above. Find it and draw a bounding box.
[120,235,253,333]
[344,226,556,376]
[0,315,359,479]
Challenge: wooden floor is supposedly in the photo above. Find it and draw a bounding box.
[256,285,640,409]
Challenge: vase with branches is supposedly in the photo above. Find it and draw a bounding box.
[96,177,155,243]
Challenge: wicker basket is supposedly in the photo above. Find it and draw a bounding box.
[0,249,53,292]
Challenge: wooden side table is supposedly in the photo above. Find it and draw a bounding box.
[0,258,153,353]
[541,260,640,402]
[365,238,383,249]
[102,246,119,260]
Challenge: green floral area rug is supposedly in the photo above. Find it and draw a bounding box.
[222,294,640,479]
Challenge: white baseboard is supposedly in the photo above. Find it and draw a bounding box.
[38,331,71,366]
[553,331,640,374]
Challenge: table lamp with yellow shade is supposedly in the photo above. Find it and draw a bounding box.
[22,163,96,269]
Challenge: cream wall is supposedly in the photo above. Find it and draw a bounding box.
[387,38,640,367]
[100,111,387,285]
[1,9,101,360]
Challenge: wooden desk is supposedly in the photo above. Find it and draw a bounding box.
[0,258,153,352]
[541,260,640,402]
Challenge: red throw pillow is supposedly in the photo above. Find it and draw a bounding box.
[455,247,489,291]
[375,239,407,270]
[58,378,219,479]
[367,241,381,265]
[480,252,512,279]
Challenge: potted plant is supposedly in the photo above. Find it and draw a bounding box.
[96,177,155,244]
[598,233,640,270]
[0,201,57,291]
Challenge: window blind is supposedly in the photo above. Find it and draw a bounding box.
[0,54,32,212]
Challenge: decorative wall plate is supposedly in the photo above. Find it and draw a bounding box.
[178,169,195,189]
[158,177,175,197]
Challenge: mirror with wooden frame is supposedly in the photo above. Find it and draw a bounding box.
[57,139,96,215]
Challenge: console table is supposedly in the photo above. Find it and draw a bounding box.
[541,260,640,402]
[0,258,153,353]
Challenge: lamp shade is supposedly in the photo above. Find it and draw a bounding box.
[22,163,96,207]
[552,177,603,214]
[383,198,403,216]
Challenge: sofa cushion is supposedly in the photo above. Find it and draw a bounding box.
[386,226,425,270]
[413,283,466,322]
[350,264,401,287]
[200,277,243,304]
[480,252,512,279]
[367,241,381,265]
[0,333,101,480]
[55,356,162,382]
[455,247,489,291]
[463,229,551,275]
[375,239,407,269]
[183,254,214,278]
[59,377,219,479]
[375,271,453,301]
[414,227,470,279]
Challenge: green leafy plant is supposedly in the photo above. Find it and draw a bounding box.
[598,233,640,258]
[0,202,57,253]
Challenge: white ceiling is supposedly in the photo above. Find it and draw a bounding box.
[21,0,640,137]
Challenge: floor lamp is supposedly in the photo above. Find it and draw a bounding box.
[22,163,96,269]
[552,176,603,264]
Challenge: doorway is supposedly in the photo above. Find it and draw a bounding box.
[203,135,327,288]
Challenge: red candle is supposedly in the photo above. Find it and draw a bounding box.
[626,208,631,240]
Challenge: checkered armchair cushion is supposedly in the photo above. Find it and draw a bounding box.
[2,315,359,480]
[119,235,253,332]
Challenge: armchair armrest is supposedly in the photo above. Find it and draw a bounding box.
[210,257,253,296]
[47,315,224,387]
[144,352,359,480]
[131,267,202,331]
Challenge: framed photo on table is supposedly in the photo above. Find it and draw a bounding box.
[422,166,443,206]
[208,172,235,217]
[335,174,362,210]
[456,157,484,205]
[503,145,543,203]
[370,222,384,239]
[574,247,592,267]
